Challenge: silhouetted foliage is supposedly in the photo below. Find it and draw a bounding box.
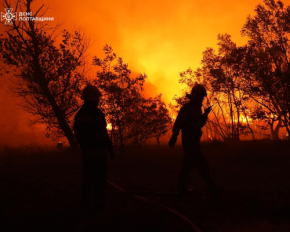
[93,45,171,153]
[0,0,89,147]
[240,0,290,139]
[144,94,172,145]
[172,0,290,141]
[172,34,255,141]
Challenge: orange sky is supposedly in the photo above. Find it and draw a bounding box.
[2,0,290,101]
[39,0,290,102]
[1,0,290,145]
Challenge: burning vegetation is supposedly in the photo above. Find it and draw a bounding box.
[0,0,290,149]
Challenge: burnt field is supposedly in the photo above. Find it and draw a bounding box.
[1,140,290,232]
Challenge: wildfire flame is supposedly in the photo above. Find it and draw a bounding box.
[234,116,252,124]
[107,123,112,131]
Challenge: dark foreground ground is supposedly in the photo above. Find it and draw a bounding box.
[0,140,290,232]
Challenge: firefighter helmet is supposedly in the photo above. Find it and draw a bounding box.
[190,84,207,98]
[82,84,101,101]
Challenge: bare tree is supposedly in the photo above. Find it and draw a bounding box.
[0,0,90,147]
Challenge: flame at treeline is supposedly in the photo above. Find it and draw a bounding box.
[1,0,290,145]
[39,0,269,102]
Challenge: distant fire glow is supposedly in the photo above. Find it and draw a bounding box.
[107,123,112,131]
[236,116,253,124]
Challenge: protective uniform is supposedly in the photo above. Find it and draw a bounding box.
[169,84,218,194]
[74,85,114,208]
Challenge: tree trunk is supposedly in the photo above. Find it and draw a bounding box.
[43,86,78,148]
[27,11,78,149]
[270,119,282,140]
[116,115,125,155]
[156,136,160,146]
[30,63,78,148]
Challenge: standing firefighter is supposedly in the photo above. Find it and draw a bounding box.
[169,84,219,196]
[74,84,114,210]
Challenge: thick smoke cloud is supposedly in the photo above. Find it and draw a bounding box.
[0,0,282,146]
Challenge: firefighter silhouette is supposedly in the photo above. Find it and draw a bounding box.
[74,84,114,210]
[169,84,220,196]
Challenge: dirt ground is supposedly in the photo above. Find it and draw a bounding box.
[0,140,290,232]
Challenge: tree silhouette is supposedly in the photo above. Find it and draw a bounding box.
[93,45,171,153]
[171,0,290,141]
[250,105,283,139]
[204,34,255,141]
[151,95,172,145]
[172,34,255,141]
[0,0,89,147]
[141,94,172,145]
[240,0,290,138]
